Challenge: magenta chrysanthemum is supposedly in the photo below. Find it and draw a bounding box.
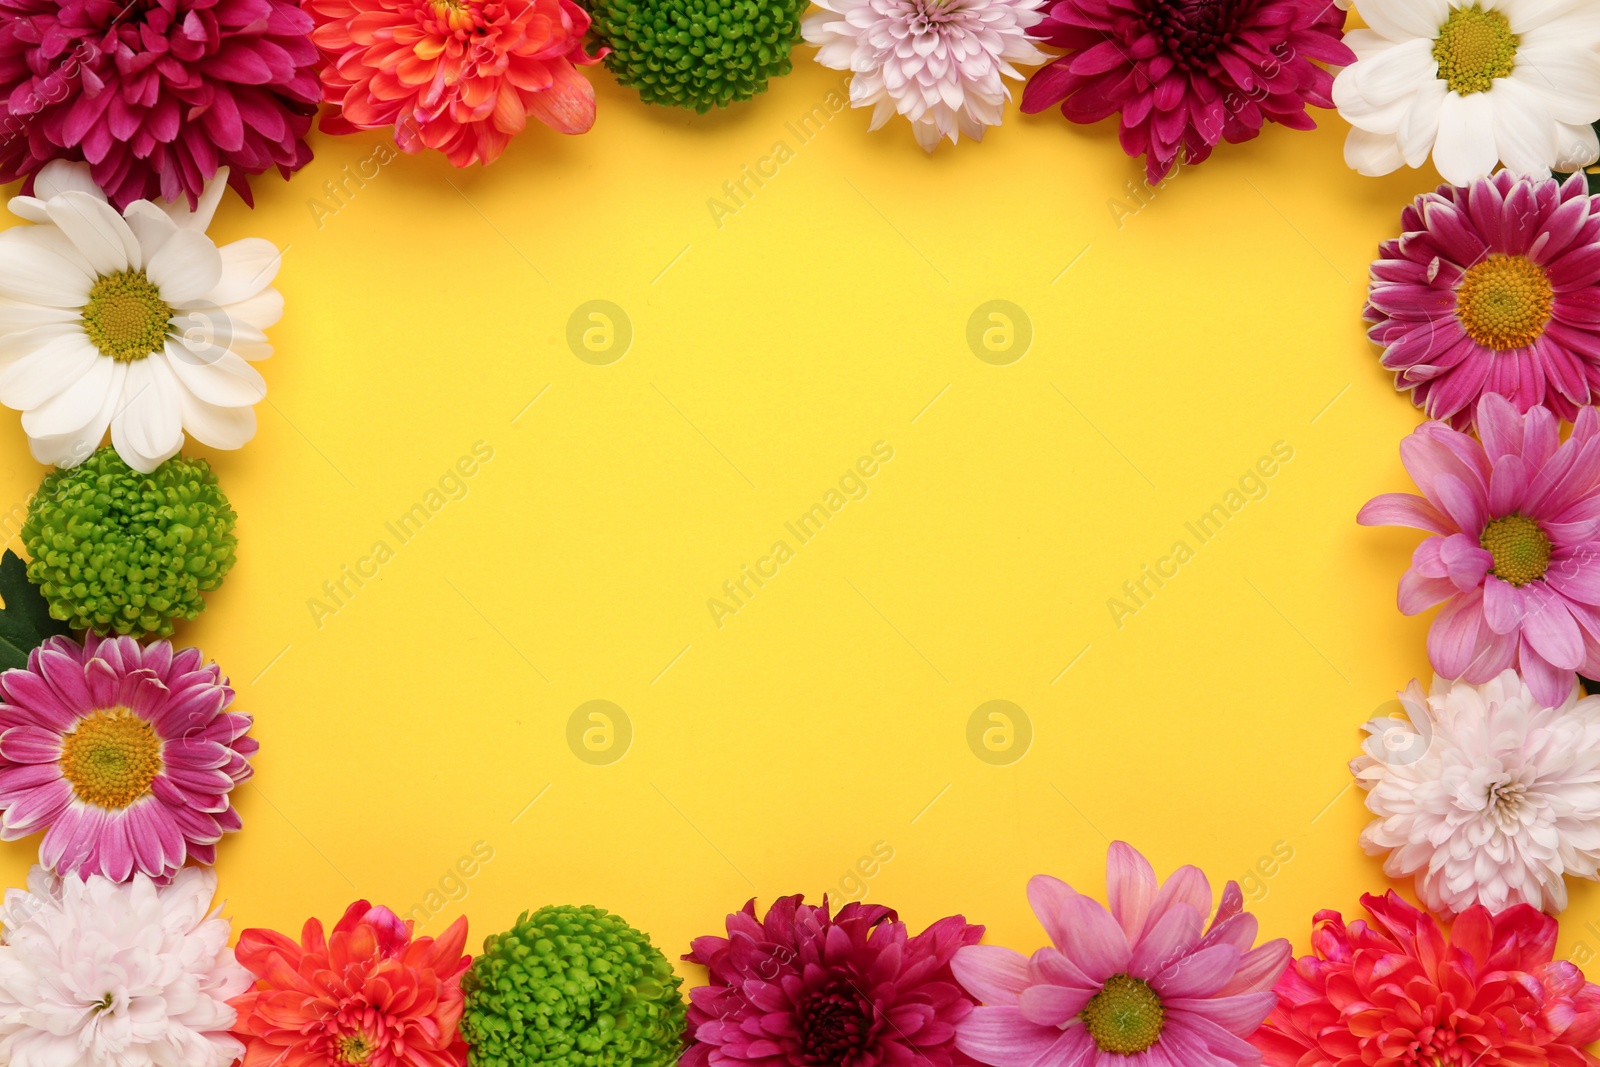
[1367,171,1600,430]
[0,633,256,882]
[683,895,984,1067]
[1359,393,1600,710]
[1019,0,1352,184]
[0,0,320,209]
[951,841,1290,1067]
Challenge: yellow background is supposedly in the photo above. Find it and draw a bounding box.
[6,50,1600,991]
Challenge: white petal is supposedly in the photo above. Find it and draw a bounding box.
[45,192,140,275]
[1356,0,1449,41]
[1344,28,1402,61]
[164,343,266,408]
[1554,120,1600,170]
[1490,77,1558,173]
[109,357,184,473]
[162,167,230,234]
[202,288,282,334]
[1334,39,1438,134]
[205,239,282,306]
[21,355,119,438]
[33,162,106,203]
[0,328,99,410]
[1345,126,1407,175]
[1398,77,1447,165]
[1512,46,1600,123]
[145,229,222,305]
[179,389,257,451]
[0,230,93,307]
[123,201,180,265]
[1432,90,1500,183]
[1513,0,1600,41]
[0,300,77,333]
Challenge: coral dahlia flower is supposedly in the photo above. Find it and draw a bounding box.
[231,900,471,1067]
[951,842,1290,1067]
[0,633,256,883]
[1020,0,1352,184]
[1367,171,1600,429]
[683,895,983,1067]
[0,0,319,209]
[1359,393,1600,709]
[305,0,602,168]
[1253,891,1600,1067]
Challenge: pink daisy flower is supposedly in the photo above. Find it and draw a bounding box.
[1019,0,1352,184]
[0,0,321,210]
[1358,393,1600,710]
[0,633,256,882]
[683,895,984,1067]
[1367,171,1600,430]
[951,842,1290,1067]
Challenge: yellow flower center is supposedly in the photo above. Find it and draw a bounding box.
[58,708,163,809]
[1481,514,1551,587]
[1081,974,1165,1055]
[1456,254,1555,351]
[81,269,172,363]
[1433,5,1518,95]
[337,1032,375,1065]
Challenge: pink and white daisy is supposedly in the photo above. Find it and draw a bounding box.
[951,841,1290,1067]
[1359,393,1600,710]
[802,0,1049,150]
[1367,171,1600,429]
[0,633,256,883]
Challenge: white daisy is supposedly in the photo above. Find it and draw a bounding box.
[1352,671,1600,916]
[1333,0,1600,184]
[803,0,1049,150]
[0,865,251,1067]
[0,160,282,473]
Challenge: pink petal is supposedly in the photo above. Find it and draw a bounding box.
[1018,984,1095,1027]
[1357,493,1454,533]
[1129,903,1207,978]
[1026,876,1130,982]
[953,946,1031,1006]
[1429,588,1487,678]
[955,1006,1062,1067]
[1151,944,1241,1000]
[1106,841,1158,943]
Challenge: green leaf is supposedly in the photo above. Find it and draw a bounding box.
[0,549,72,673]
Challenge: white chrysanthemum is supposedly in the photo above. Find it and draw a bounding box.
[0,160,282,473]
[1353,671,1600,916]
[0,865,251,1067]
[1333,0,1600,185]
[803,0,1049,150]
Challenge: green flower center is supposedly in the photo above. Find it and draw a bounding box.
[1456,254,1554,351]
[1432,5,1518,95]
[59,707,163,809]
[1081,975,1165,1055]
[1481,514,1551,587]
[337,1032,375,1065]
[81,269,172,363]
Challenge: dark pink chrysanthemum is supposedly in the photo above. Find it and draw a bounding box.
[0,0,321,209]
[683,895,984,1067]
[1020,0,1353,184]
[1367,171,1600,431]
[1253,891,1600,1067]
[1359,393,1600,710]
[0,633,256,882]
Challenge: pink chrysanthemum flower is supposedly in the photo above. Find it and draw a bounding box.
[0,633,256,882]
[951,842,1290,1067]
[305,0,601,168]
[1368,171,1600,430]
[1253,891,1600,1067]
[1359,393,1600,709]
[0,0,320,209]
[683,895,984,1067]
[1019,0,1352,184]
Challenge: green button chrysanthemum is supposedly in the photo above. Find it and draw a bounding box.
[586,0,805,112]
[460,904,686,1067]
[22,447,238,638]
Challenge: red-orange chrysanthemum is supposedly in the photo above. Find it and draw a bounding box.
[230,900,471,1067]
[303,0,601,167]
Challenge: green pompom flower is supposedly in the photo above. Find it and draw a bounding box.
[587,0,805,112]
[22,448,238,638]
[460,904,686,1067]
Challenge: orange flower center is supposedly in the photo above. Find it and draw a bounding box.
[1456,254,1554,351]
[59,708,163,809]
[337,1032,375,1065]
